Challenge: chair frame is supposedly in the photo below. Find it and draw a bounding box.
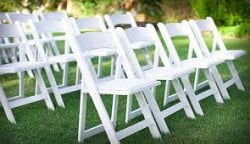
[189,17,245,99]
[65,20,169,143]
[158,21,225,109]
[0,22,55,123]
[115,25,197,123]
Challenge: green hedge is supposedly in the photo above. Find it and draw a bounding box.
[190,0,250,36]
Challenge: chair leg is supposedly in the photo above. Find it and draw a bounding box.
[172,79,195,119]
[181,76,204,116]
[143,89,170,133]
[89,92,120,144]
[62,62,69,87]
[203,69,224,103]
[18,71,25,98]
[163,80,171,106]
[97,56,103,78]
[210,66,231,100]
[0,87,16,124]
[75,66,81,85]
[134,92,161,138]
[111,94,119,126]
[47,45,60,72]
[78,92,88,142]
[125,95,133,123]
[34,70,55,110]
[62,41,70,87]
[2,49,9,63]
[226,61,245,91]
[193,69,200,91]
[24,56,34,78]
[44,66,65,108]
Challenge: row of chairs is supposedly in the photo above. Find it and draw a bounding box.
[0,11,246,143]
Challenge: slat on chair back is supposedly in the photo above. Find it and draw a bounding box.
[0,24,21,38]
[164,23,189,37]
[76,31,116,52]
[75,16,107,31]
[32,20,65,34]
[194,19,214,32]
[125,27,153,44]
[42,11,68,21]
[105,12,137,28]
[7,13,39,23]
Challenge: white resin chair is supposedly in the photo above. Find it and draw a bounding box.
[39,11,69,71]
[189,17,245,98]
[65,21,169,143]
[157,21,225,107]
[69,16,109,80]
[0,23,55,123]
[29,20,79,108]
[6,12,41,77]
[115,25,197,123]
[105,12,163,121]
[104,11,137,28]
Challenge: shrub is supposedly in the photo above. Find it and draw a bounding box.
[190,0,250,36]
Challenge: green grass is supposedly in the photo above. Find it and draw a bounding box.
[0,36,250,144]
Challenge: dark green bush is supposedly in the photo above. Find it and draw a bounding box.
[237,21,250,37]
[190,0,250,36]
[0,0,21,11]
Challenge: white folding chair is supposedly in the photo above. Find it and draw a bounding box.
[69,16,109,81]
[6,12,41,77]
[65,20,169,143]
[189,17,245,99]
[105,12,154,70]
[157,21,225,108]
[0,23,55,124]
[70,16,123,124]
[39,11,69,72]
[29,20,79,108]
[105,12,165,121]
[116,25,197,123]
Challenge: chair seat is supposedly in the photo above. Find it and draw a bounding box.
[211,50,246,60]
[144,66,195,80]
[82,78,160,95]
[131,41,154,49]
[182,56,224,69]
[0,61,47,75]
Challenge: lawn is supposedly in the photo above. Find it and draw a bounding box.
[0,35,250,144]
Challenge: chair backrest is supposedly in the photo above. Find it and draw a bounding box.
[29,20,67,60]
[70,16,107,35]
[76,16,106,31]
[104,12,137,29]
[115,25,172,75]
[0,23,28,63]
[189,17,227,56]
[41,11,68,21]
[65,19,135,81]
[6,13,39,23]
[158,21,205,64]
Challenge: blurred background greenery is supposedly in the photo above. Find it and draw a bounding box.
[0,0,250,37]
